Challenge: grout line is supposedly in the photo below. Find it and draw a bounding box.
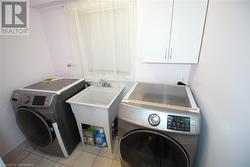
[42,156,61,163]
[90,154,98,167]
[9,150,32,166]
[42,156,58,163]
[33,157,45,166]
[17,151,38,167]
[56,161,72,167]
[22,151,32,162]
[79,150,99,157]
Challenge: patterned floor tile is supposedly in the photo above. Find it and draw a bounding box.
[91,156,112,167]
[58,150,82,166]
[21,153,42,166]
[111,160,121,167]
[35,158,56,167]
[7,151,31,166]
[80,145,102,155]
[73,152,96,167]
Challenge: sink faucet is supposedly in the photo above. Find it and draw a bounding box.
[97,79,112,87]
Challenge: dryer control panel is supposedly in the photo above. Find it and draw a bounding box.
[11,90,56,108]
[119,103,200,135]
[167,115,191,132]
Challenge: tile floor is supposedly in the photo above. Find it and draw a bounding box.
[5,139,121,167]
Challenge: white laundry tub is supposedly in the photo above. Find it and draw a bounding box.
[67,86,124,153]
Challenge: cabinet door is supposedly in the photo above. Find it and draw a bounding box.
[169,0,208,63]
[140,0,173,62]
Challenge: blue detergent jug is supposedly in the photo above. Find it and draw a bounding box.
[95,128,107,147]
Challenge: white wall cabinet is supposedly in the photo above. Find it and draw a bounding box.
[140,0,173,62]
[140,0,208,64]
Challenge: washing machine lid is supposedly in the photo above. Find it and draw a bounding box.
[21,78,84,95]
[25,78,78,91]
[123,82,199,113]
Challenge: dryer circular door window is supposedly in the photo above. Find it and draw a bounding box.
[120,130,189,167]
[16,108,54,147]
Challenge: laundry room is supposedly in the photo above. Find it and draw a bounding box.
[0,0,249,167]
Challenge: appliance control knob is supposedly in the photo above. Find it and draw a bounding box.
[23,96,30,104]
[148,114,160,126]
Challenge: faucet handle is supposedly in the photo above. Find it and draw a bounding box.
[99,79,111,87]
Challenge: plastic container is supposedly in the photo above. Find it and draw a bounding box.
[83,125,95,146]
[95,127,107,147]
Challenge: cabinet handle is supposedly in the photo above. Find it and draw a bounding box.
[165,47,168,59]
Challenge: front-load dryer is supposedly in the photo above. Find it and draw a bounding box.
[118,82,200,167]
[11,78,86,157]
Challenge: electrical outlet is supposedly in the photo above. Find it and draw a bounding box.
[67,63,76,68]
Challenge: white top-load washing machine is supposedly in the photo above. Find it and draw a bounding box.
[118,82,200,167]
[11,78,86,157]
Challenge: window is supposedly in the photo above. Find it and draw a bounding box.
[70,0,135,81]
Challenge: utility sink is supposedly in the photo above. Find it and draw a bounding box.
[67,86,124,153]
[68,86,123,108]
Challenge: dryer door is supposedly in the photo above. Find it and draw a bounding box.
[16,108,54,147]
[120,130,189,167]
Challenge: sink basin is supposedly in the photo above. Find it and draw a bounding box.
[67,86,124,108]
[66,85,124,153]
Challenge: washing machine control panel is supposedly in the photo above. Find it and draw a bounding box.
[167,115,191,132]
[20,95,48,106]
[11,90,55,107]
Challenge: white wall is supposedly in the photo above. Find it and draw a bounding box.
[190,1,250,166]
[38,4,191,84]
[40,6,76,77]
[0,9,54,157]
[135,62,191,84]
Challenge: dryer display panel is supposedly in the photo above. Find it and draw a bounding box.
[167,115,190,132]
[32,96,46,106]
